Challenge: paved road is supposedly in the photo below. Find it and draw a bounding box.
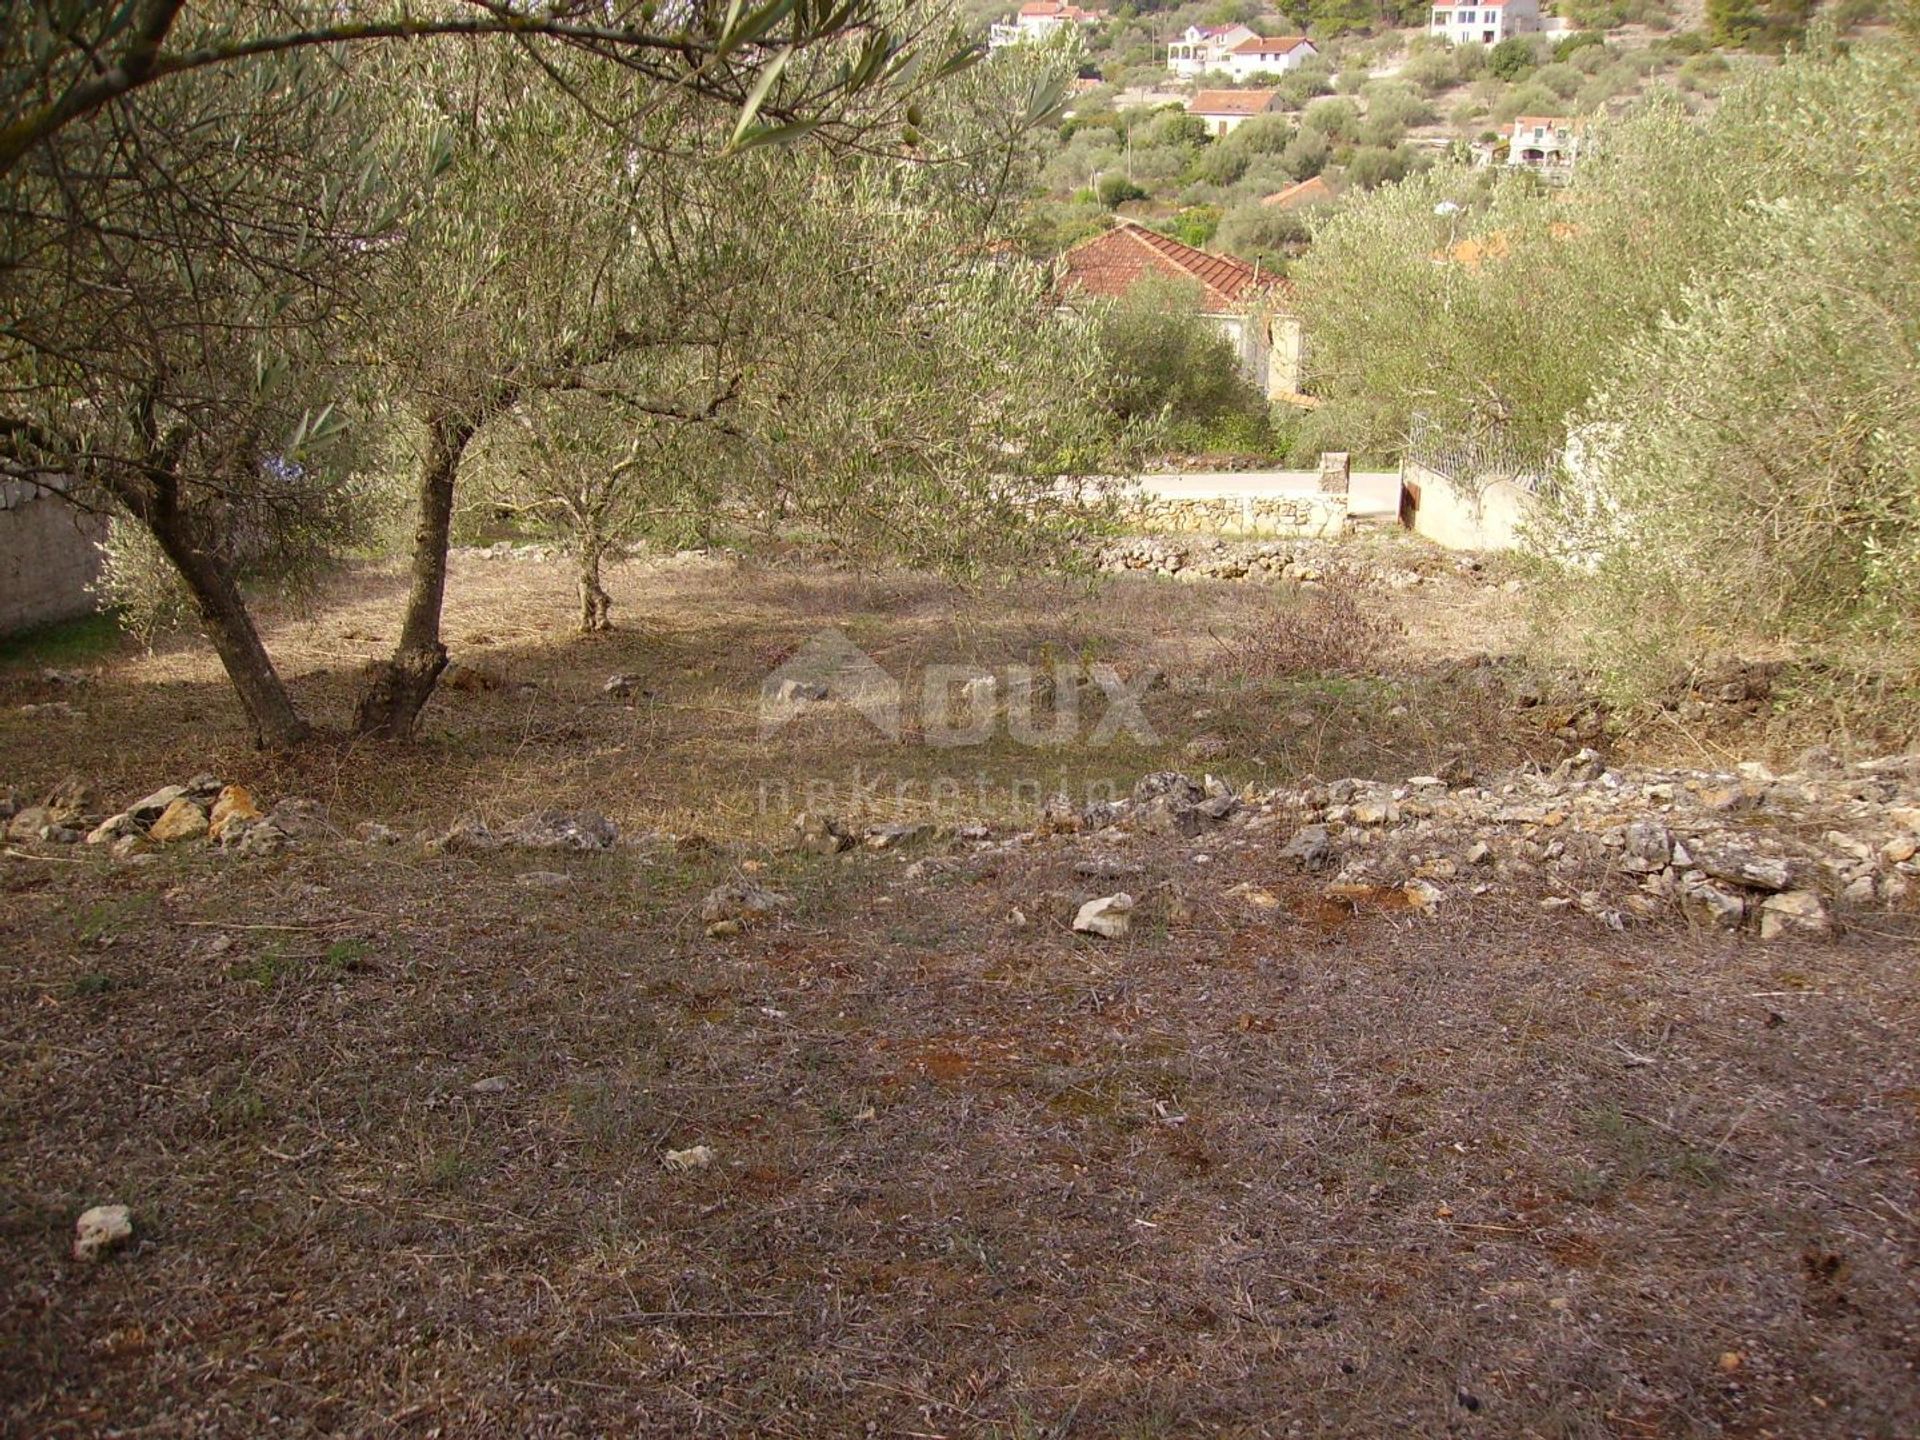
[1131,470,1403,518]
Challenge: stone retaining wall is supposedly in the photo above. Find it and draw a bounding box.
[1125,492,1349,539]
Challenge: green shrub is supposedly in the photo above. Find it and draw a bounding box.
[1097,172,1149,207]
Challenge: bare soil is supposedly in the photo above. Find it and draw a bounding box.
[3,553,1916,1437]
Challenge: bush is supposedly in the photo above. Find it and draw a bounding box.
[1233,579,1402,680]
[1554,31,1607,61]
[1213,202,1313,269]
[1302,96,1361,141]
[1533,62,1585,100]
[1097,172,1149,207]
[1280,127,1331,179]
[1160,204,1223,247]
[1092,275,1273,434]
[1488,36,1535,81]
[1346,144,1414,189]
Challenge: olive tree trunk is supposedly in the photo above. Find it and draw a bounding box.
[115,475,311,749]
[577,538,612,632]
[353,411,476,738]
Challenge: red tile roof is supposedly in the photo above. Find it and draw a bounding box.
[1229,34,1312,55]
[1189,88,1278,116]
[1260,175,1333,209]
[1057,221,1270,311]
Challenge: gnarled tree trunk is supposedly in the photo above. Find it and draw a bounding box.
[115,472,311,749]
[577,538,612,632]
[353,410,475,738]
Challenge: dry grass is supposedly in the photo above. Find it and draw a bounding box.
[2,553,1917,1437]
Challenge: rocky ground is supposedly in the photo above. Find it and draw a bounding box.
[3,547,1918,1436]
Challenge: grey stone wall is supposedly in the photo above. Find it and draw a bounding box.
[1,481,104,635]
[1125,492,1349,539]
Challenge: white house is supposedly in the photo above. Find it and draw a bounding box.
[1506,114,1583,170]
[1222,35,1319,83]
[1165,23,1257,77]
[1186,88,1281,137]
[1426,0,1540,46]
[989,1,1108,49]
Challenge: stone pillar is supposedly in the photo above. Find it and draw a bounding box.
[1318,451,1351,497]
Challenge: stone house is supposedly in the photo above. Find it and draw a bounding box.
[1054,220,1309,403]
[1426,0,1541,46]
[1186,88,1281,137]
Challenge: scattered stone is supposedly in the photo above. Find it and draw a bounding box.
[431,818,498,853]
[1133,772,1204,808]
[6,806,51,842]
[148,799,209,843]
[1183,734,1230,762]
[1689,841,1803,894]
[795,811,854,856]
[226,821,288,858]
[208,785,261,840]
[469,1076,512,1094]
[1679,877,1747,932]
[1619,820,1672,874]
[515,870,572,891]
[774,678,828,704]
[128,785,188,824]
[356,821,403,846]
[865,821,931,851]
[700,881,792,927]
[1225,881,1281,911]
[1278,824,1334,870]
[268,798,330,839]
[663,1144,716,1172]
[603,674,643,698]
[73,1204,133,1263]
[1072,892,1134,939]
[503,811,618,851]
[86,814,134,845]
[1759,890,1830,941]
[1074,856,1143,882]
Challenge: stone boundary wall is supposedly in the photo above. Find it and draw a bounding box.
[1,479,104,636]
[1125,492,1349,539]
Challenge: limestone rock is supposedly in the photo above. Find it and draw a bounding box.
[86,813,134,845]
[1759,890,1830,941]
[208,785,261,840]
[794,811,853,855]
[149,799,209,843]
[1679,878,1746,932]
[267,798,330,839]
[865,821,931,851]
[504,811,618,851]
[1620,819,1672,874]
[1689,840,1803,893]
[73,1204,133,1263]
[1278,824,1334,871]
[1072,892,1134,939]
[127,785,188,824]
[5,806,50,842]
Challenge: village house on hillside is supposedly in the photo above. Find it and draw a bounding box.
[1186,88,1281,136]
[1506,114,1584,171]
[988,1,1108,49]
[1222,35,1319,82]
[1054,220,1310,403]
[1165,23,1258,76]
[1427,0,1540,46]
